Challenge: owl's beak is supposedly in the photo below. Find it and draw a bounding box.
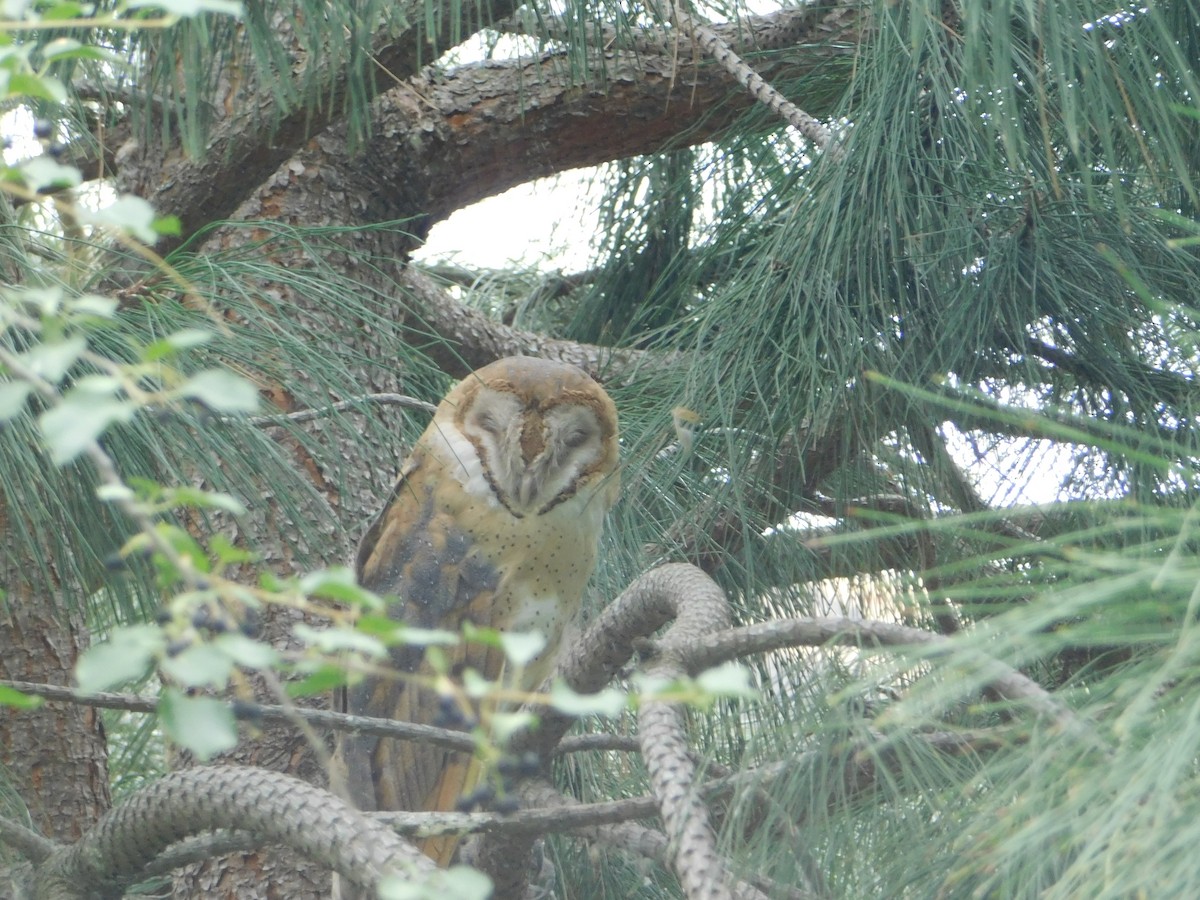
[514,468,540,510]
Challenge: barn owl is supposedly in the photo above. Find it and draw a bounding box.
[336,356,619,867]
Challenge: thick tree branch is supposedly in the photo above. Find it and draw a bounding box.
[120,0,529,248]
[116,4,861,250]
[348,3,860,231]
[7,767,430,898]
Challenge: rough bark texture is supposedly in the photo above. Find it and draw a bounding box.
[118,5,863,249]
[0,493,110,846]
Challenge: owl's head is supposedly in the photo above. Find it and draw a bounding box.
[443,357,619,517]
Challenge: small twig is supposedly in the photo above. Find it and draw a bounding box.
[0,680,477,753]
[556,732,641,755]
[244,392,436,426]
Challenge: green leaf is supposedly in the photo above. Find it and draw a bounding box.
[41,38,122,64]
[142,327,212,362]
[629,673,681,702]
[293,622,386,656]
[8,71,67,102]
[153,214,182,236]
[95,483,135,502]
[498,630,547,668]
[378,867,492,900]
[156,524,212,572]
[0,381,31,421]
[461,668,490,698]
[210,534,255,564]
[287,665,349,698]
[19,335,86,382]
[213,633,279,669]
[490,710,536,743]
[79,195,159,243]
[299,567,377,605]
[159,689,237,762]
[66,294,119,318]
[76,624,162,691]
[392,625,459,647]
[160,642,234,688]
[126,0,243,16]
[179,368,259,413]
[2,0,34,19]
[11,286,64,317]
[0,684,43,709]
[162,485,247,515]
[18,156,81,191]
[549,681,628,717]
[73,374,122,394]
[461,622,502,647]
[695,662,758,699]
[39,391,135,464]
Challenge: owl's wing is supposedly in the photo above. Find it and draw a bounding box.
[336,447,505,863]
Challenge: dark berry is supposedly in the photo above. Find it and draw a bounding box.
[493,796,520,815]
[239,608,262,637]
[231,700,263,725]
[434,695,466,728]
[455,785,494,812]
[517,752,541,776]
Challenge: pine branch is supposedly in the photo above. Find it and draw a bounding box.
[668,0,839,156]
[682,616,1100,747]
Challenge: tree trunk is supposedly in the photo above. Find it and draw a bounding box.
[0,492,110,844]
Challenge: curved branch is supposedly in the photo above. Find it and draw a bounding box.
[126,0,529,248]
[24,766,431,898]
[635,566,742,900]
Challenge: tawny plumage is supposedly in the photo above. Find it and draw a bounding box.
[336,357,619,866]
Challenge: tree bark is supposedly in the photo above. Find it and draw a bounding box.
[0,492,110,845]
